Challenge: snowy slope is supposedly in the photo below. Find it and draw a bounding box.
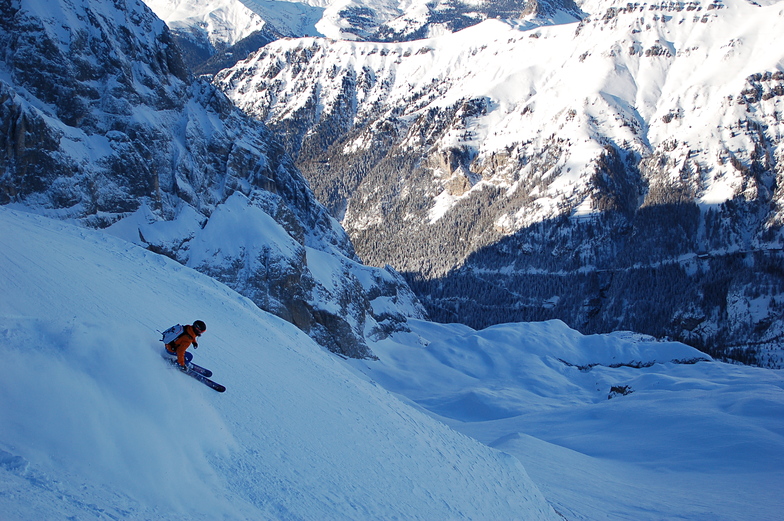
[353,320,784,521]
[1,185,782,521]
[0,207,559,520]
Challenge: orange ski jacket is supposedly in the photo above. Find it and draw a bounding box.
[165,324,200,367]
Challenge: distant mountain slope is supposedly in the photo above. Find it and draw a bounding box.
[214,0,784,364]
[144,0,268,47]
[142,0,290,73]
[311,0,584,41]
[143,0,584,72]
[0,207,560,521]
[0,0,426,358]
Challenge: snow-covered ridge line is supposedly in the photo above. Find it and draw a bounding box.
[145,0,584,52]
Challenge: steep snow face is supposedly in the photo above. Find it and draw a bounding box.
[2,210,783,521]
[352,319,784,520]
[0,0,426,358]
[0,207,559,521]
[214,0,784,358]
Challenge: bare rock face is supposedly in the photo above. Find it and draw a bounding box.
[0,0,426,358]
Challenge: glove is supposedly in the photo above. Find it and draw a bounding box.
[193,341,199,349]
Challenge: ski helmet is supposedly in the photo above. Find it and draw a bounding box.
[193,320,206,334]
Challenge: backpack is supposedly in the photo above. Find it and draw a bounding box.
[161,324,184,345]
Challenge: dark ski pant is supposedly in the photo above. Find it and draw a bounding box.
[163,348,193,367]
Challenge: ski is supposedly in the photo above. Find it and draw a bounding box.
[163,358,225,392]
[188,362,213,378]
[162,356,212,377]
[183,369,226,393]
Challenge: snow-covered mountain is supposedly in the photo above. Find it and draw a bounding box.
[141,0,288,74]
[2,206,783,520]
[213,0,784,364]
[144,0,268,47]
[152,0,584,42]
[309,0,584,41]
[0,0,426,358]
[144,0,584,73]
[2,1,781,518]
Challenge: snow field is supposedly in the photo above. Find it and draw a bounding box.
[352,319,784,520]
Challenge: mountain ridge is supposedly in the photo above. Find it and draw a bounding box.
[144,0,585,72]
[212,0,784,364]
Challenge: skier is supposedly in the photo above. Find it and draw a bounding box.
[164,320,206,370]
